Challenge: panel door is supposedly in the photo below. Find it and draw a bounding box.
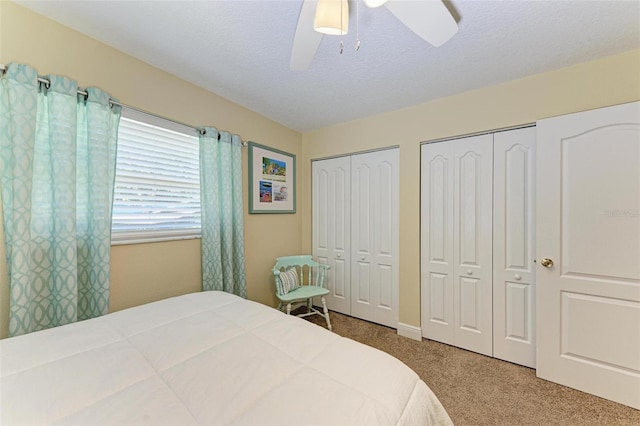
[312,157,351,315]
[421,142,455,344]
[536,102,640,409]
[493,127,536,368]
[350,149,399,328]
[452,135,494,356]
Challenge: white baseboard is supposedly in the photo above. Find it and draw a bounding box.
[397,322,423,341]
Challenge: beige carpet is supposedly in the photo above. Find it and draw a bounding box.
[302,310,640,425]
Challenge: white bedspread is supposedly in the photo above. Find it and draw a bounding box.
[0,291,452,425]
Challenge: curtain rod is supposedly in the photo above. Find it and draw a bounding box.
[0,64,247,146]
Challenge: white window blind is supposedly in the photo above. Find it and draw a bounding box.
[112,109,201,244]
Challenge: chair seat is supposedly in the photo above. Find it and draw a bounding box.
[277,285,330,302]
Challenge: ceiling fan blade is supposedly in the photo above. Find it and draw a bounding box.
[384,0,458,47]
[290,0,324,71]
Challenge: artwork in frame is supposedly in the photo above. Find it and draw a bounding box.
[248,142,296,214]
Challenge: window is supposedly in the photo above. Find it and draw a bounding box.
[111,108,201,244]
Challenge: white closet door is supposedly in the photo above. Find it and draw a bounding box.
[421,142,455,344]
[350,149,399,328]
[493,127,536,368]
[312,157,351,315]
[536,102,640,409]
[453,135,494,356]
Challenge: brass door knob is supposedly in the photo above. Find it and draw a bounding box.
[540,258,554,268]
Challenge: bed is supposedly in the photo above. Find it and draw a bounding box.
[0,291,452,425]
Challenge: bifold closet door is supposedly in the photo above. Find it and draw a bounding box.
[312,149,399,327]
[420,141,455,344]
[453,136,493,356]
[312,157,351,315]
[421,135,493,356]
[492,127,536,368]
[350,149,400,328]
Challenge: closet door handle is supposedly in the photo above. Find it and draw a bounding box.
[514,274,522,281]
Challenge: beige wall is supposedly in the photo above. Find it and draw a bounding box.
[0,2,302,338]
[300,49,640,327]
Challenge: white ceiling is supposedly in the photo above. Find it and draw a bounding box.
[15,0,640,132]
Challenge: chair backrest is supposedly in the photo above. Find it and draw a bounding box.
[272,255,328,293]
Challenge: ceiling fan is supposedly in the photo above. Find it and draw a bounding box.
[290,0,459,70]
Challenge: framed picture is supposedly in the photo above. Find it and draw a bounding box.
[248,142,296,214]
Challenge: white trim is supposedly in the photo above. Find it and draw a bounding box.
[122,106,199,137]
[310,145,400,162]
[420,123,536,146]
[397,322,423,341]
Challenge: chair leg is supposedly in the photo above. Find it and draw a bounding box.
[321,297,332,331]
[307,298,312,313]
[277,301,282,311]
[286,303,292,315]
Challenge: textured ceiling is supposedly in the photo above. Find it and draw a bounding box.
[15,0,640,132]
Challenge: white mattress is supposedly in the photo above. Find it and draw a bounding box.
[0,291,452,425]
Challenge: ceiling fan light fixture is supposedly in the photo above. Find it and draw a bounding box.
[314,0,349,35]
[363,0,389,8]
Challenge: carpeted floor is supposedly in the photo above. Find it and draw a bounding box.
[302,310,640,425]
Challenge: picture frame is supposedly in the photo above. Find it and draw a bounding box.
[248,142,296,214]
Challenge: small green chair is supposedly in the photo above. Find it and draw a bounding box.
[272,255,332,331]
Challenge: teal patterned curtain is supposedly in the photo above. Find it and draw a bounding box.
[0,63,120,336]
[199,128,247,297]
